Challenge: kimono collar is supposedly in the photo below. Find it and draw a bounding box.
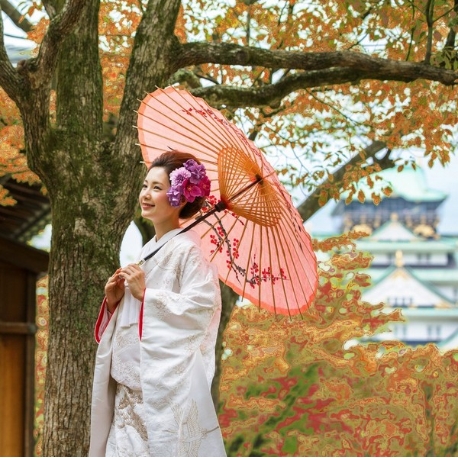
[138,227,182,262]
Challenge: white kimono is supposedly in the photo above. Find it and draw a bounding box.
[89,229,226,457]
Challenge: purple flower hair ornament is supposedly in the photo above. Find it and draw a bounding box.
[167,159,211,207]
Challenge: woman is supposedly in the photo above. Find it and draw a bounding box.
[89,151,226,457]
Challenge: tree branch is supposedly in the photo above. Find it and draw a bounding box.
[16,0,86,91]
[190,68,376,108]
[175,43,458,89]
[424,0,435,64]
[0,0,34,32]
[114,0,182,163]
[444,0,458,49]
[297,141,394,221]
[0,7,20,101]
[167,68,202,88]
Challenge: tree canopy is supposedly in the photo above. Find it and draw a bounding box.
[1,0,457,455]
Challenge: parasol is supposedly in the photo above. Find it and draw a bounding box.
[136,86,317,316]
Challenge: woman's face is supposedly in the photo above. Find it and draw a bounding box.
[139,167,182,227]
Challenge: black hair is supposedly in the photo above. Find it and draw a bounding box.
[149,150,206,219]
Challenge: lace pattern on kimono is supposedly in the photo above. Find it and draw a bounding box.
[105,384,148,457]
[167,400,221,456]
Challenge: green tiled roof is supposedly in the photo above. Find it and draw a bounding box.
[412,269,458,283]
[357,240,455,253]
[366,268,458,283]
[384,308,458,317]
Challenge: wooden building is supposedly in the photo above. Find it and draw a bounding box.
[0,177,50,456]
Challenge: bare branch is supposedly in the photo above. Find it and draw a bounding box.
[175,43,458,88]
[297,141,394,221]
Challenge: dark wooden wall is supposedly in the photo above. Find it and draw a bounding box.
[0,237,48,457]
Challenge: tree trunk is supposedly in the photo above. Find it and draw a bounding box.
[42,229,120,456]
[36,1,190,454]
[38,1,128,455]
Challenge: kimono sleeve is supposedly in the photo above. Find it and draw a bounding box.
[140,243,220,337]
[94,297,116,343]
[138,241,225,456]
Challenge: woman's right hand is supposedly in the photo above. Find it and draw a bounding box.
[105,268,125,313]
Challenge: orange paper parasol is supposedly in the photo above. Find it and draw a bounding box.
[136,86,317,316]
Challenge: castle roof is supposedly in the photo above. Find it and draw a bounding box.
[362,265,453,308]
[366,268,458,284]
[369,219,420,241]
[357,239,455,253]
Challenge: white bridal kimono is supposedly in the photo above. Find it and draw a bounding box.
[89,229,226,457]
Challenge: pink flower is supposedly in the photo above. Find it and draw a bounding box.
[167,160,211,207]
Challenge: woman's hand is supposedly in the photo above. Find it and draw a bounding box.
[105,268,125,312]
[120,263,146,302]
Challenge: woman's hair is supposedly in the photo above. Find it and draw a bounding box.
[149,150,207,219]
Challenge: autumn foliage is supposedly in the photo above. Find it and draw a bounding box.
[219,233,458,456]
